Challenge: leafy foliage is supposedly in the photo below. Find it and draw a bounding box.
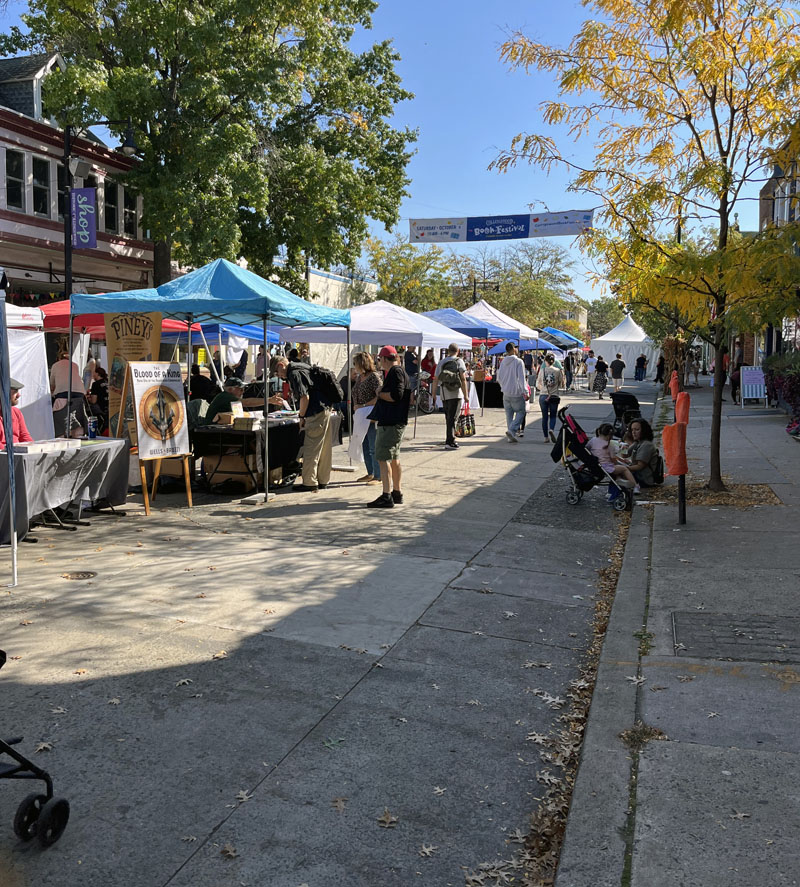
[365,234,453,312]
[8,0,415,284]
[586,297,624,338]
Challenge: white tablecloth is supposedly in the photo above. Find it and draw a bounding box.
[435,381,481,411]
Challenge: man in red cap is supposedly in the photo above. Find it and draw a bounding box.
[0,378,34,449]
[367,346,410,508]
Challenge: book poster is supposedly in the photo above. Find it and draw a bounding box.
[128,362,189,460]
[105,312,162,436]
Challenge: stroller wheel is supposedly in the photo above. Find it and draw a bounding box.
[36,798,70,847]
[613,494,628,512]
[566,490,581,505]
[13,793,48,841]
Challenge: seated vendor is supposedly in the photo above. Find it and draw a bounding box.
[0,378,34,449]
[189,364,220,402]
[203,377,245,424]
[624,419,662,486]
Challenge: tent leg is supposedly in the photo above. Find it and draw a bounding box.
[263,314,270,503]
[1,292,19,587]
[481,375,486,418]
[65,315,75,437]
[186,315,193,399]
[199,326,224,387]
[346,325,352,463]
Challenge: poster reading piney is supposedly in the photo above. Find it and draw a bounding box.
[105,312,162,436]
[128,362,190,460]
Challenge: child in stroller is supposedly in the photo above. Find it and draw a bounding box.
[609,391,641,438]
[550,408,635,511]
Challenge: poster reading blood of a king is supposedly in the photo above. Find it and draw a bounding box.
[105,312,162,436]
[128,362,189,460]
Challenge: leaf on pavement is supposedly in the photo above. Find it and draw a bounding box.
[175,678,193,687]
[35,741,53,753]
[220,843,237,859]
[377,808,398,829]
[236,790,253,803]
[419,843,438,857]
[211,650,228,660]
[331,797,348,812]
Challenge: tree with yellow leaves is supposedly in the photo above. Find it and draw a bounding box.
[494,0,800,490]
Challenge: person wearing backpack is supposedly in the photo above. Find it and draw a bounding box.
[431,343,469,450]
[275,356,343,492]
[624,418,664,486]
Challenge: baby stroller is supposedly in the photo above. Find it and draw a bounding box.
[0,650,70,846]
[609,391,641,438]
[550,407,634,511]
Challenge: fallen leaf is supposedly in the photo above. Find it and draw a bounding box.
[730,810,750,820]
[433,786,446,796]
[175,678,193,687]
[419,843,438,857]
[35,742,53,753]
[235,790,253,803]
[467,699,481,706]
[50,706,68,715]
[211,650,228,660]
[136,541,143,547]
[181,835,197,843]
[707,711,720,718]
[19,620,32,626]
[9,655,21,661]
[677,674,695,683]
[220,843,237,859]
[108,697,121,705]
[502,611,517,619]
[73,668,87,675]
[526,732,548,745]
[322,737,345,750]
[377,808,398,828]
[331,797,348,813]
[626,675,646,685]
[395,717,407,724]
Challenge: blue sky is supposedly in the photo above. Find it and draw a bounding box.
[1,0,764,302]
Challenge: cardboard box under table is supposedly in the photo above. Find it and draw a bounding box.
[192,417,302,491]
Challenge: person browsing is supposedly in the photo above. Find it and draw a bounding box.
[0,378,34,449]
[536,353,565,443]
[431,343,469,450]
[367,346,410,508]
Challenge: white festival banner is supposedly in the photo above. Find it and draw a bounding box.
[409,217,468,243]
[528,210,594,237]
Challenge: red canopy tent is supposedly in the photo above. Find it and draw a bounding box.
[40,299,199,336]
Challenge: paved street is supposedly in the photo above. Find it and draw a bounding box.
[557,384,800,887]
[0,387,643,887]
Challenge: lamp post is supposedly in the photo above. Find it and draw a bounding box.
[62,118,137,436]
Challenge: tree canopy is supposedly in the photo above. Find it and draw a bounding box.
[6,0,415,285]
[496,0,800,489]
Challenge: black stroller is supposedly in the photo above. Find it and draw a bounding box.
[0,650,70,846]
[609,391,641,439]
[550,407,634,511]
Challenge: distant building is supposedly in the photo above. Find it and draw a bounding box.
[0,53,152,307]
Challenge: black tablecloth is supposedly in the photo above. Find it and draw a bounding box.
[0,439,130,543]
[192,419,303,473]
[475,381,504,409]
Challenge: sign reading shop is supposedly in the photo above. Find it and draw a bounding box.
[70,187,97,249]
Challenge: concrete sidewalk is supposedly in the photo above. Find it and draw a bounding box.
[557,382,800,887]
[0,388,646,887]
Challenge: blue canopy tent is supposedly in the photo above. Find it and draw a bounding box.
[69,259,351,504]
[541,326,585,348]
[488,338,559,356]
[421,308,518,341]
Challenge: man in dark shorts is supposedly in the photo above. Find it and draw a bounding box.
[368,346,410,508]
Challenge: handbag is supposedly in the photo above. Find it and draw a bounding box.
[455,404,476,438]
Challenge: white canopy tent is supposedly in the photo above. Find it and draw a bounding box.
[462,299,534,339]
[589,315,659,373]
[279,300,472,351]
[5,303,54,441]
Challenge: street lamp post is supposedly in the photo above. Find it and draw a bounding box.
[62,119,137,436]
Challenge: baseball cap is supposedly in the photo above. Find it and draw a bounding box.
[9,378,24,390]
[378,346,397,359]
[224,376,245,388]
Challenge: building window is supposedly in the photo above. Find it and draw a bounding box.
[5,149,25,211]
[32,156,51,217]
[57,164,67,221]
[123,189,138,237]
[104,180,119,233]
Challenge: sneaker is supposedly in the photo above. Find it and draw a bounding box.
[367,493,394,508]
[634,485,641,494]
[505,431,519,443]
[517,431,524,438]
[548,430,557,444]
[356,474,373,482]
[318,483,328,490]
[445,441,459,449]
[293,484,319,492]
[391,490,404,505]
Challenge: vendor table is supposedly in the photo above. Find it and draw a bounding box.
[475,381,504,409]
[434,380,482,411]
[0,439,130,543]
[192,417,302,488]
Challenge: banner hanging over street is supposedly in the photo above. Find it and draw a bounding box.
[409,209,593,243]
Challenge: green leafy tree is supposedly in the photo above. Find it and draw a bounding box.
[586,297,624,338]
[7,0,414,285]
[365,234,453,312]
[495,0,800,490]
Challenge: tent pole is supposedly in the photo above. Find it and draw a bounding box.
[1,291,18,587]
[263,314,270,503]
[199,327,224,387]
[186,315,193,400]
[346,325,352,463]
[65,314,75,438]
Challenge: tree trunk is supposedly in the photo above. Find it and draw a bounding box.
[153,238,172,286]
[708,321,726,492]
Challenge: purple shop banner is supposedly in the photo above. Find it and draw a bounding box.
[70,187,97,249]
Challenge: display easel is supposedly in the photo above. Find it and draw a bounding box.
[119,362,193,516]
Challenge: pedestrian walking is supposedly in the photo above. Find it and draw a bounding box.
[610,353,626,391]
[654,354,665,383]
[431,343,469,450]
[367,346,410,508]
[585,350,597,392]
[536,353,565,443]
[496,342,527,444]
[634,353,647,381]
[564,352,574,390]
[593,355,609,399]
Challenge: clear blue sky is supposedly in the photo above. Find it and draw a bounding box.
[1,0,763,302]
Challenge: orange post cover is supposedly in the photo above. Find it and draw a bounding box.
[663,422,688,476]
[669,370,680,401]
[675,391,690,425]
